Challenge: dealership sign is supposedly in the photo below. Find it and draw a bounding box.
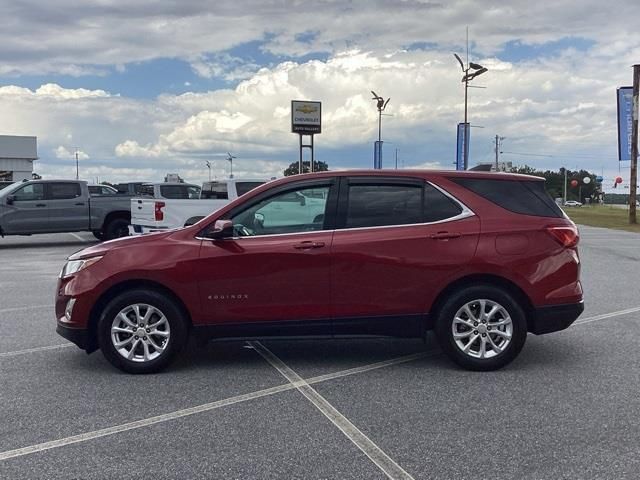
[617,87,633,161]
[291,101,322,134]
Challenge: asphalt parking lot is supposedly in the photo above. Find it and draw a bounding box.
[1,226,639,479]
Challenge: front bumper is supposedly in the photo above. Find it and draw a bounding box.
[530,300,584,335]
[56,323,91,351]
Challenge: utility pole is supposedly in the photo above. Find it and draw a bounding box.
[563,168,568,205]
[74,148,79,180]
[630,64,639,224]
[494,135,505,171]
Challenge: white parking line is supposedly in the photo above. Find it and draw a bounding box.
[0,343,72,358]
[0,350,433,462]
[574,306,640,326]
[249,341,415,480]
[0,305,50,314]
[68,232,86,242]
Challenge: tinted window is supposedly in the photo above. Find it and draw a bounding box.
[201,182,228,199]
[160,185,201,199]
[12,183,45,201]
[451,177,563,218]
[424,183,463,222]
[139,185,155,197]
[49,183,81,200]
[236,182,265,196]
[345,184,423,228]
[229,185,330,236]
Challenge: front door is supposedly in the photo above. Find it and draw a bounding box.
[196,179,337,329]
[1,183,48,234]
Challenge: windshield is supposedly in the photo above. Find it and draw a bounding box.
[0,181,26,197]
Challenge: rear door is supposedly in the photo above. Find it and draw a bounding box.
[330,177,480,336]
[46,182,88,232]
[1,182,48,233]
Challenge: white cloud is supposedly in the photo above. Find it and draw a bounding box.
[55,145,90,160]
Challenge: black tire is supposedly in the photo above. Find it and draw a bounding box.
[98,289,189,374]
[92,230,104,241]
[104,218,129,240]
[434,285,527,371]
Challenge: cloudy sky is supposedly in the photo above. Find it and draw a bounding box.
[1,0,639,191]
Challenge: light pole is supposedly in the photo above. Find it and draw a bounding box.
[226,152,236,178]
[453,54,488,170]
[205,161,212,182]
[371,91,390,169]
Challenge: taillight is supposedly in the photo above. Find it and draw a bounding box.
[154,201,165,221]
[546,225,579,248]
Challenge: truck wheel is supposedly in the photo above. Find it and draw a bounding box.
[104,218,129,240]
[434,285,527,371]
[98,289,188,374]
[92,231,104,241]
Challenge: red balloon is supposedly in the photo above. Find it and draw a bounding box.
[615,176,623,184]
[570,180,578,187]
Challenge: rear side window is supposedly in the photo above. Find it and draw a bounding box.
[49,183,81,200]
[424,183,463,222]
[201,182,228,199]
[451,177,563,218]
[236,182,265,196]
[345,184,423,228]
[160,185,201,199]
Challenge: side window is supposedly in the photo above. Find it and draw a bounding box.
[49,183,81,200]
[229,185,330,236]
[201,182,228,199]
[12,183,45,201]
[345,183,423,228]
[236,182,265,196]
[424,183,463,222]
[186,186,201,199]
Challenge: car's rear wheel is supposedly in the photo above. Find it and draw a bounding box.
[435,286,527,371]
[98,289,188,374]
[104,218,129,240]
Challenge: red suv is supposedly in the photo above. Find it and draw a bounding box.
[56,170,583,373]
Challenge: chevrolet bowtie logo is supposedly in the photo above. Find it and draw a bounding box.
[296,105,318,114]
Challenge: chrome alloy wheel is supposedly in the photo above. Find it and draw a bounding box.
[110,304,171,363]
[452,299,513,359]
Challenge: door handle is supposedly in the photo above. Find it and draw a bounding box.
[36,203,47,207]
[75,202,85,206]
[293,241,326,250]
[429,231,461,240]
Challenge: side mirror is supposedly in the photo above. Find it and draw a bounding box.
[209,219,234,239]
[6,195,15,205]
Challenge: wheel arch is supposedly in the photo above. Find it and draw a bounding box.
[86,279,193,353]
[428,274,535,331]
[102,210,131,230]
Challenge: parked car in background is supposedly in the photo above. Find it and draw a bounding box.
[56,170,583,374]
[0,179,132,240]
[88,184,118,196]
[129,178,267,235]
[563,200,582,207]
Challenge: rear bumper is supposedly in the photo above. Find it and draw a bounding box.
[57,323,91,350]
[529,300,584,335]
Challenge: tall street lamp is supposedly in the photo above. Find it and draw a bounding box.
[454,53,487,170]
[371,91,390,169]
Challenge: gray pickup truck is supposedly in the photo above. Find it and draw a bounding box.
[0,179,132,241]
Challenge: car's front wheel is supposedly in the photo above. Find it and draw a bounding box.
[435,286,527,371]
[98,289,188,374]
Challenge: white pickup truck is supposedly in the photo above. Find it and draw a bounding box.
[129,178,267,235]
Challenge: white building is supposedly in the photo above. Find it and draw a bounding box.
[0,135,38,182]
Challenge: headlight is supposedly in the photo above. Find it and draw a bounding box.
[60,256,103,278]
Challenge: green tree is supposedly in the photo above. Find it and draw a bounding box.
[284,160,329,176]
[509,165,599,203]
